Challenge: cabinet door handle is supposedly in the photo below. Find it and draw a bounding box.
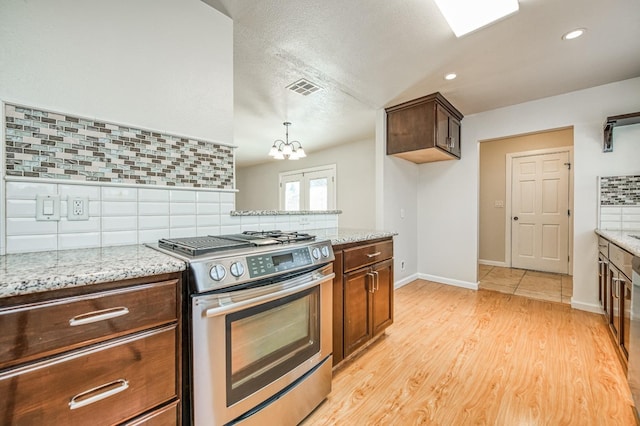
[598,244,608,248]
[367,273,375,293]
[366,252,381,258]
[69,379,129,410]
[373,271,380,291]
[69,307,130,327]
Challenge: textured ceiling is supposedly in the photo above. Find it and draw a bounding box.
[203,0,640,167]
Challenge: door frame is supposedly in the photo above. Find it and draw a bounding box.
[278,164,337,211]
[504,146,574,274]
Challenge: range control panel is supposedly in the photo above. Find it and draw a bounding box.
[247,247,312,278]
[188,240,335,293]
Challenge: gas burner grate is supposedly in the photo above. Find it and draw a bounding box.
[158,236,253,256]
[242,230,315,242]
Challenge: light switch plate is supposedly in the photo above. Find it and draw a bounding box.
[36,194,61,221]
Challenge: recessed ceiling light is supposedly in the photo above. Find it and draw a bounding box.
[434,0,520,37]
[444,73,457,80]
[562,28,586,40]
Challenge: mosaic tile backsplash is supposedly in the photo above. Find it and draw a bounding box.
[600,175,640,206]
[4,104,234,189]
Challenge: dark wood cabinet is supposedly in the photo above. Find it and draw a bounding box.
[344,267,373,355]
[598,235,633,367]
[332,238,394,366]
[598,252,609,314]
[386,92,463,163]
[0,273,182,425]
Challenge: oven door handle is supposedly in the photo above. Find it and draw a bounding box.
[204,272,335,318]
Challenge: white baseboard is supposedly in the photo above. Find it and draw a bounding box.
[394,273,420,289]
[478,259,508,267]
[418,273,478,290]
[570,300,603,314]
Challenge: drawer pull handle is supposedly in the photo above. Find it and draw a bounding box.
[366,252,382,258]
[69,379,129,410]
[69,307,130,326]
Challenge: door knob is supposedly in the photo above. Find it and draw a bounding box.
[513,217,519,221]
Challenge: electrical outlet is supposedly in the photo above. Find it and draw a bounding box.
[67,197,89,221]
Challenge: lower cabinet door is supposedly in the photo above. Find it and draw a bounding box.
[371,259,394,336]
[0,326,176,426]
[622,280,632,359]
[344,268,372,357]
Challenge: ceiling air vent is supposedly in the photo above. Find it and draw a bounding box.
[286,79,322,96]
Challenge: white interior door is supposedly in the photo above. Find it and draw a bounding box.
[511,151,569,273]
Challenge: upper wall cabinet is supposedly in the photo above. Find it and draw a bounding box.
[385,92,464,163]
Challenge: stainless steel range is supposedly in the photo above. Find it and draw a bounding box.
[151,231,334,426]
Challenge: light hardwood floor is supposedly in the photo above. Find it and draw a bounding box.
[478,265,573,305]
[303,280,636,425]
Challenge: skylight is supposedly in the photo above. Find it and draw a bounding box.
[433,0,520,37]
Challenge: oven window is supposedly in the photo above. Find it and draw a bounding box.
[226,286,320,406]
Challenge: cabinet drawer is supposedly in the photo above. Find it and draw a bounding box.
[598,237,609,256]
[609,244,633,279]
[125,401,179,426]
[343,240,393,272]
[0,279,178,369]
[0,325,176,426]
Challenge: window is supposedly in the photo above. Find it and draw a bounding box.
[279,165,336,211]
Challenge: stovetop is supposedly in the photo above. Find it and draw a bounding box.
[151,230,333,293]
[158,230,315,257]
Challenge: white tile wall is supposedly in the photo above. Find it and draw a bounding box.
[600,205,640,230]
[2,181,339,253]
[622,206,640,230]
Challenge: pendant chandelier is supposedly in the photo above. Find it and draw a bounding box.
[268,122,306,160]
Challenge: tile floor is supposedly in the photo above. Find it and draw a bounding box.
[478,264,573,304]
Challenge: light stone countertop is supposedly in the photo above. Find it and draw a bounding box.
[0,245,186,299]
[231,210,342,216]
[0,228,395,300]
[595,229,640,257]
[309,228,397,246]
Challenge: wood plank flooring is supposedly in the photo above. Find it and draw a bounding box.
[303,280,636,425]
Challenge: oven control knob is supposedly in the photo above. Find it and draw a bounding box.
[230,262,245,278]
[311,247,321,260]
[321,246,330,258]
[209,264,226,281]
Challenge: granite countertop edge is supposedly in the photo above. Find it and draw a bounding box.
[0,228,395,299]
[0,245,186,299]
[309,228,397,245]
[595,229,640,257]
[231,210,342,216]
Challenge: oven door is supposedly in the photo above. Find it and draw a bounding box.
[191,265,334,426]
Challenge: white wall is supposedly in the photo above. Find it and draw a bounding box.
[375,110,419,286]
[0,0,233,144]
[414,77,640,310]
[236,138,376,229]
